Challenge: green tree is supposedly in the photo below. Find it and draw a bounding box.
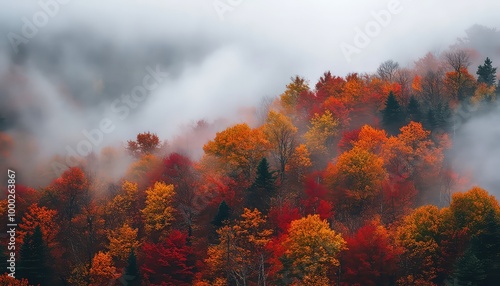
[406,96,422,123]
[453,249,487,286]
[125,248,140,285]
[382,91,404,134]
[212,200,231,228]
[246,158,276,213]
[477,57,497,86]
[18,226,51,285]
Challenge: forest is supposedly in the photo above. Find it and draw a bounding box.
[1,45,500,285]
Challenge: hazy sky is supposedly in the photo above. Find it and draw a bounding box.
[1,0,500,186]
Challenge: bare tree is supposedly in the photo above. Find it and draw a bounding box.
[444,50,473,100]
[444,50,471,72]
[377,60,400,82]
[394,68,413,106]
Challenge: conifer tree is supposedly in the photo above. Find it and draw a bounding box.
[18,226,51,285]
[246,158,276,213]
[477,57,497,86]
[382,91,404,134]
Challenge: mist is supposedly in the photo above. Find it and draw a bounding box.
[1,0,500,188]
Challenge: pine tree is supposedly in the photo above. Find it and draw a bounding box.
[477,57,497,86]
[246,158,276,213]
[382,91,404,134]
[406,96,422,123]
[425,109,437,131]
[435,102,451,130]
[212,200,231,228]
[453,249,487,285]
[18,226,51,285]
[125,248,140,285]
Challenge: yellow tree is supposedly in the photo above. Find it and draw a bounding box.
[396,205,442,285]
[286,144,312,184]
[205,208,272,285]
[203,123,270,180]
[104,180,139,229]
[263,111,297,182]
[125,153,160,185]
[141,181,175,238]
[326,146,386,216]
[304,110,339,158]
[445,186,500,236]
[107,223,140,262]
[279,76,310,113]
[89,251,117,286]
[280,214,346,285]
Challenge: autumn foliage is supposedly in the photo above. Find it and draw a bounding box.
[6,52,500,286]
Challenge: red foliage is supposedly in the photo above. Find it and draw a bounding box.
[338,128,361,153]
[342,220,399,286]
[141,230,194,285]
[268,202,301,234]
[302,173,333,220]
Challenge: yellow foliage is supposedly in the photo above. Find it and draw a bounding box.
[304,110,339,156]
[142,181,175,235]
[203,123,270,179]
[89,252,116,286]
[282,215,346,280]
[107,223,140,261]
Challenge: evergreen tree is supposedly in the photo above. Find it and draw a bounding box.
[435,102,451,130]
[406,96,422,123]
[425,109,437,131]
[454,249,487,285]
[212,200,231,228]
[382,91,405,134]
[246,158,276,213]
[125,248,140,286]
[18,226,51,285]
[477,57,497,86]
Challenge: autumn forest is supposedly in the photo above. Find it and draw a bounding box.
[2,24,500,286]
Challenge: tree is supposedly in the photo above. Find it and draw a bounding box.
[89,252,116,286]
[0,275,31,286]
[203,123,270,181]
[343,219,399,286]
[142,230,194,285]
[142,181,175,238]
[377,60,400,82]
[280,215,346,285]
[125,248,139,279]
[44,167,89,222]
[396,205,442,285]
[304,110,339,157]
[18,203,58,249]
[407,96,422,123]
[107,223,140,262]
[263,111,297,182]
[444,67,476,101]
[280,76,310,113]
[206,208,272,285]
[453,248,487,286]
[286,144,312,183]
[127,131,161,157]
[477,57,497,86]
[212,200,231,228]
[18,226,52,286]
[246,158,276,213]
[326,146,386,216]
[382,91,405,134]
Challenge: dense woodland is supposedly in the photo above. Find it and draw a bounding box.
[1,48,500,286]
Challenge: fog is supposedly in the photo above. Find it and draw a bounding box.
[1,0,500,188]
